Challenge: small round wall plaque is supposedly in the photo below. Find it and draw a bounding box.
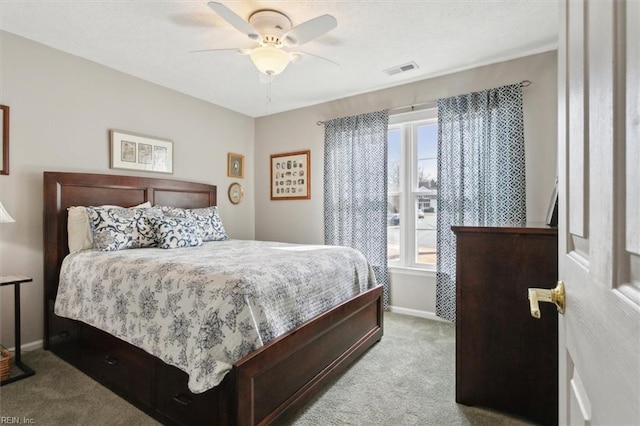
[228,182,243,205]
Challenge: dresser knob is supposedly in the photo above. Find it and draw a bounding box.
[172,393,193,406]
[104,355,119,366]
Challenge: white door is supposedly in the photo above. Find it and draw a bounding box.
[558,0,640,424]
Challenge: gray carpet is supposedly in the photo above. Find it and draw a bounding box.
[0,313,532,425]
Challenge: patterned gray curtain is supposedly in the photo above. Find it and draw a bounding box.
[324,110,390,308]
[436,83,526,322]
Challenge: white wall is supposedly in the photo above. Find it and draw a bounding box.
[0,32,255,348]
[255,51,558,318]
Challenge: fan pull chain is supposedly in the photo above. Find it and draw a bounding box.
[265,75,273,115]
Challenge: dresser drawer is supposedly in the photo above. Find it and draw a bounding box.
[82,326,153,406]
[154,360,224,426]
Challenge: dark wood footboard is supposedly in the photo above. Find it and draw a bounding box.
[234,285,383,425]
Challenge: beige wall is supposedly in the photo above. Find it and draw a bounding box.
[255,51,558,317]
[0,32,255,348]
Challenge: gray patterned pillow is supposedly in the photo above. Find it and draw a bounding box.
[151,216,203,249]
[87,207,162,251]
[159,206,228,242]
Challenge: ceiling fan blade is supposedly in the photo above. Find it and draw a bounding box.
[207,2,260,40]
[283,14,337,47]
[291,51,339,66]
[191,48,250,55]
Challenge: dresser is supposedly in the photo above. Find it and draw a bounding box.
[452,225,558,426]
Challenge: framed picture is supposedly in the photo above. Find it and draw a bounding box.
[270,150,310,200]
[1,105,9,175]
[227,153,244,178]
[110,130,173,174]
[228,182,244,205]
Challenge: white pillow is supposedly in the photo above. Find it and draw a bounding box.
[67,201,151,253]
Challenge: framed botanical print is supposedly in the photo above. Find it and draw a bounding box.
[110,130,173,174]
[270,150,310,200]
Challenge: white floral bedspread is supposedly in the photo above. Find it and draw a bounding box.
[54,240,378,393]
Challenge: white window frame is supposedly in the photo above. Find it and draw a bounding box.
[388,107,438,270]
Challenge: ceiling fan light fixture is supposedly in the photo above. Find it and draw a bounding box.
[250,45,290,75]
[206,4,338,76]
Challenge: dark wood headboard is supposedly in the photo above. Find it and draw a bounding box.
[43,172,217,345]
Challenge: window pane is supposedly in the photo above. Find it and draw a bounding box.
[388,129,401,193]
[416,195,437,264]
[416,123,438,264]
[416,124,438,191]
[387,194,400,261]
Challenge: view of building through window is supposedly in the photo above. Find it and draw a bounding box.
[387,114,438,267]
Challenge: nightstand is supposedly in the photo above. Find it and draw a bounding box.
[1,275,36,385]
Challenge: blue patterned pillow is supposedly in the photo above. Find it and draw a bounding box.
[87,207,139,251]
[158,206,188,218]
[138,207,164,245]
[151,216,202,249]
[187,207,228,241]
[159,206,228,242]
[87,207,162,251]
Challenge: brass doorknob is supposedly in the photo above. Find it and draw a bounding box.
[528,281,565,319]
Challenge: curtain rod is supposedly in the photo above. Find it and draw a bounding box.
[315,80,532,125]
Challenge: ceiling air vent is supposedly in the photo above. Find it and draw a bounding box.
[384,62,419,76]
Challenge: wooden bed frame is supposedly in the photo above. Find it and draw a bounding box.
[43,171,383,425]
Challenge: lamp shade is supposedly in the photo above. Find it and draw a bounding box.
[250,45,290,75]
[0,202,15,223]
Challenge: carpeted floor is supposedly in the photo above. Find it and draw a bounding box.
[0,313,533,425]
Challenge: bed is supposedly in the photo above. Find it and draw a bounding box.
[43,171,384,425]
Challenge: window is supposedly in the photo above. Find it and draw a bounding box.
[387,108,438,268]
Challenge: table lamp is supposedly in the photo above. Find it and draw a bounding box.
[0,202,15,223]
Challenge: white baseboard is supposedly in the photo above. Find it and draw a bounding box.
[5,339,43,352]
[388,306,451,323]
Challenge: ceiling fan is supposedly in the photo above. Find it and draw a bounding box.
[198,2,338,76]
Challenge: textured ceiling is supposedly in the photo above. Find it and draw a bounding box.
[0,1,559,118]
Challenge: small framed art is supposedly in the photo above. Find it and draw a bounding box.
[228,182,244,205]
[270,150,310,200]
[1,105,9,175]
[110,130,173,174]
[228,153,244,178]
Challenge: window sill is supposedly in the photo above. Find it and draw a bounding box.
[388,265,436,276]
